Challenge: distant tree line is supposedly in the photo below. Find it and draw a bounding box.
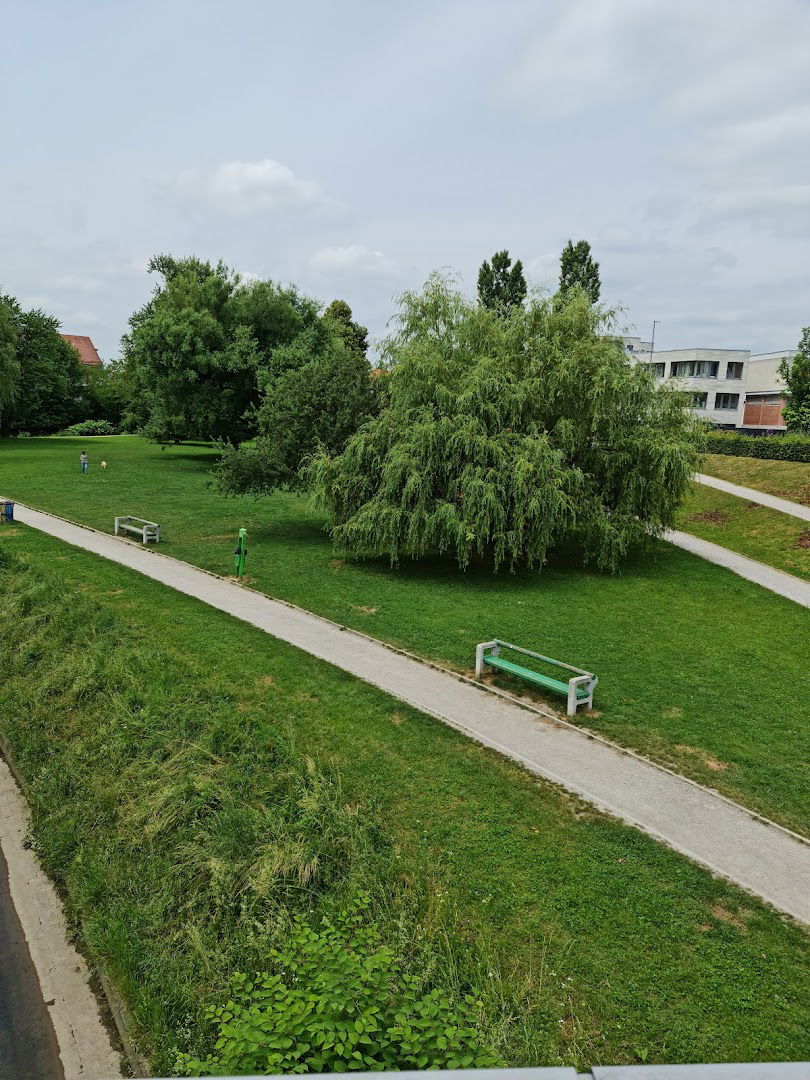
[0,292,124,436]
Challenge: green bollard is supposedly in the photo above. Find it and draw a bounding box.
[234,528,247,577]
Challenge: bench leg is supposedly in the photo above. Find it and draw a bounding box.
[567,675,593,717]
[475,640,499,678]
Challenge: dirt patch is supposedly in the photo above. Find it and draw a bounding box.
[710,903,747,930]
[674,744,730,772]
[258,675,275,688]
[793,529,810,549]
[686,510,730,525]
[390,711,404,726]
[662,706,684,719]
[329,559,345,570]
[0,527,20,536]
[745,501,761,510]
[349,604,378,615]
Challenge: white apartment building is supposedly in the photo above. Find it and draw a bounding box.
[624,339,792,431]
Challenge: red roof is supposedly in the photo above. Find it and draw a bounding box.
[60,333,102,366]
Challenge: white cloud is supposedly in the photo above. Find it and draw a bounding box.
[62,309,105,329]
[309,244,400,278]
[179,159,337,215]
[52,274,104,293]
[507,0,810,234]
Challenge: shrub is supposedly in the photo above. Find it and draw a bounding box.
[176,898,502,1076]
[62,418,117,436]
[705,430,810,463]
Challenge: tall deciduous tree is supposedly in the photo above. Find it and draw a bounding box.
[559,240,601,303]
[477,251,527,312]
[122,256,327,443]
[214,329,376,497]
[311,274,702,572]
[779,327,810,434]
[0,298,20,435]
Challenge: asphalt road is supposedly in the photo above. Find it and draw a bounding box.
[0,844,64,1080]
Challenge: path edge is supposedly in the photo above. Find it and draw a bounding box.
[0,732,152,1079]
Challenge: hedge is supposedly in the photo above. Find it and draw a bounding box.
[61,419,117,436]
[705,430,810,462]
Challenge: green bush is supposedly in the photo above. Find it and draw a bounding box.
[177,898,502,1076]
[705,430,810,462]
[62,418,117,436]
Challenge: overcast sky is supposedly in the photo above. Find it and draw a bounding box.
[2,0,808,361]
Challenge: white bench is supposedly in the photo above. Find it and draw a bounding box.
[114,516,160,544]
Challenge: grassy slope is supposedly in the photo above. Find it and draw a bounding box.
[676,484,810,581]
[1,436,809,834]
[701,453,810,505]
[0,524,808,1072]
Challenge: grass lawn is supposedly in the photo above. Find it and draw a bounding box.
[701,453,810,506]
[676,483,810,582]
[0,525,808,1072]
[1,435,809,834]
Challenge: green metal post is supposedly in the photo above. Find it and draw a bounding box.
[234,528,247,577]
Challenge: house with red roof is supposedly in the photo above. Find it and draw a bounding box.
[60,333,102,367]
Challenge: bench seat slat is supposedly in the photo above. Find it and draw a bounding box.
[484,655,589,698]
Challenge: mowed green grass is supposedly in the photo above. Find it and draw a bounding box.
[1,436,808,834]
[676,484,810,582]
[1,524,808,1070]
[702,453,810,505]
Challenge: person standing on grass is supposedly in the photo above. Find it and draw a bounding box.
[80,450,88,475]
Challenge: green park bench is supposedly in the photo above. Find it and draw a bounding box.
[475,639,597,716]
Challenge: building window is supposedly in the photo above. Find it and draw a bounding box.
[726,361,744,379]
[691,392,708,409]
[694,360,719,378]
[671,360,719,378]
[715,393,740,410]
[644,362,665,378]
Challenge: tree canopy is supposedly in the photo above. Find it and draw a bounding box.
[780,327,810,434]
[0,294,84,435]
[477,250,527,312]
[214,302,376,497]
[0,298,19,434]
[559,240,601,304]
[310,274,703,572]
[122,255,330,444]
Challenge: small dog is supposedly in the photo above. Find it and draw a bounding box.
[101,461,108,470]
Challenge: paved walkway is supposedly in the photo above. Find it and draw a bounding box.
[696,472,810,522]
[665,529,810,608]
[7,502,810,924]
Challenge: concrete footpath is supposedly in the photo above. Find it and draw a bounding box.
[696,472,810,522]
[8,502,810,925]
[0,756,122,1079]
[666,529,810,608]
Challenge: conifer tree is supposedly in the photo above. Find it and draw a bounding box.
[559,240,601,303]
[477,250,527,312]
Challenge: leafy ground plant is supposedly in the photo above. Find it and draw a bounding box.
[178,899,501,1076]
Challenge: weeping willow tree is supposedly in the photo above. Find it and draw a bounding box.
[310,275,703,571]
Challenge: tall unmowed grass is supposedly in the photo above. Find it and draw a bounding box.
[0,548,520,1074]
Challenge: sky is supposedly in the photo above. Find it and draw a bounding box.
[1,0,808,361]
